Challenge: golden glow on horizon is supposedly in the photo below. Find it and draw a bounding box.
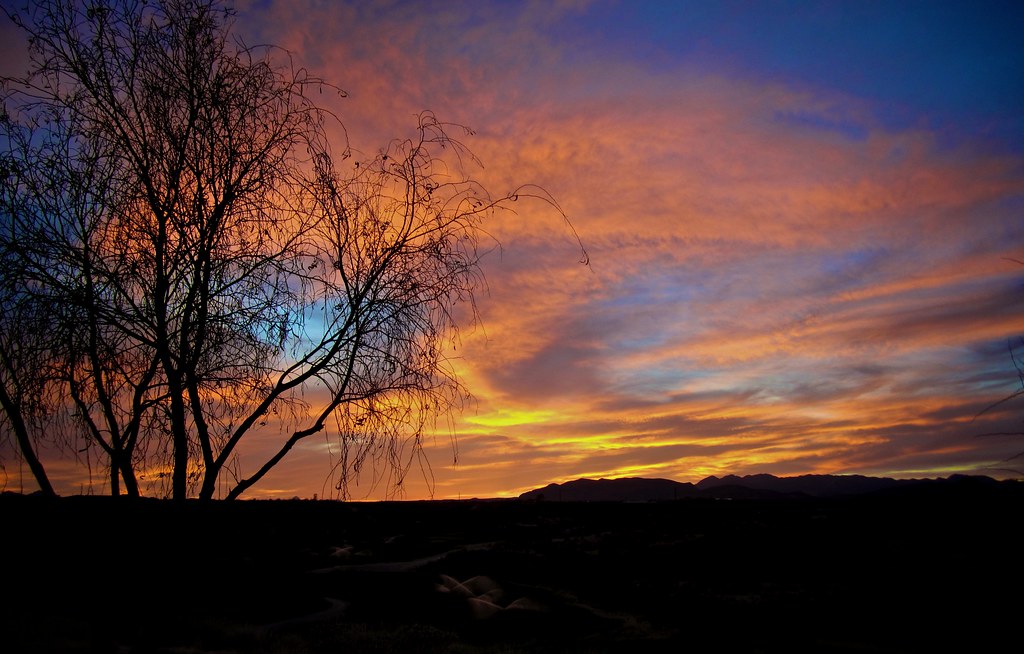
[464,409,560,429]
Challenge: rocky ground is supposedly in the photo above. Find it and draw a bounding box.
[2,485,1020,652]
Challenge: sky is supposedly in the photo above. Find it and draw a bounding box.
[3,0,1024,499]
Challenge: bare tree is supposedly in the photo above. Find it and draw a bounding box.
[0,222,57,496]
[2,43,157,496]
[1,0,584,499]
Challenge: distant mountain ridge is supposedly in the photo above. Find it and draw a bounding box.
[521,477,696,502]
[697,473,914,497]
[518,473,1016,501]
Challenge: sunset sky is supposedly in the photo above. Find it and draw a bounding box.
[3,0,1024,500]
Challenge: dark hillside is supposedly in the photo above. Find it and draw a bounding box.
[519,476,697,501]
[521,473,1017,501]
[2,486,1021,653]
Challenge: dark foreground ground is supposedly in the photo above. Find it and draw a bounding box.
[3,484,1021,653]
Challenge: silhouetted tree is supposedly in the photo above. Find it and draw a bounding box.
[1,0,583,499]
[2,81,156,496]
[0,219,57,496]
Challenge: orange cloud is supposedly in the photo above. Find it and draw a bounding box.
[6,2,1021,499]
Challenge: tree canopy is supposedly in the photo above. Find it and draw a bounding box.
[0,0,584,499]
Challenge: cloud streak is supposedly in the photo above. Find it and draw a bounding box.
[224,1,1024,499]
[4,1,1020,499]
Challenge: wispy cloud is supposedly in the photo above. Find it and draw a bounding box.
[221,0,1024,500]
[5,1,1017,499]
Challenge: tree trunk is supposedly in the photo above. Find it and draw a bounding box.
[0,384,56,496]
[168,383,190,501]
[160,354,190,500]
[111,450,140,498]
[120,457,140,497]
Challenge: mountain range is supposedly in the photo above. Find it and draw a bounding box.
[517,473,1018,501]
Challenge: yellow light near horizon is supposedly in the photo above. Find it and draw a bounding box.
[464,408,559,428]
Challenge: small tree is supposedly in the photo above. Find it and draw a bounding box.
[0,230,57,496]
[1,0,584,499]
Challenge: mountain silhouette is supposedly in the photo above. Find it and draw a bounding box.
[519,473,1016,501]
[519,477,697,502]
[695,473,905,497]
